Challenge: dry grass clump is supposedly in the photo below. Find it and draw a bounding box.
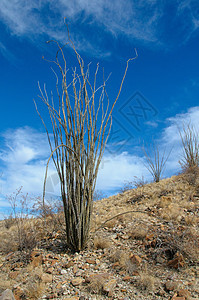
[136,265,156,291]
[137,272,155,291]
[180,227,199,263]
[184,214,198,225]
[182,166,199,186]
[159,203,183,222]
[24,267,44,299]
[0,228,18,253]
[93,235,111,250]
[179,125,199,171]
[130,225,148,240]
[158,196,172,208]
[109,249,129,267]
[87,274,107,295]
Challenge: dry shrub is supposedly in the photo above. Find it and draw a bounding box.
[32,197,65,237]
[152,224,199,265]
[137,265,156,292]
[160,203,183,222]
[181,228,199,263]
[130,226,148,240]
[184,214,198,225]
[179,125,199,172]
[88,275,106,295]
[93,235,110,250]
[137,271,155,291]
[109,249,128,267]
[23,266,44,299]
[0,228,18,253]
[182,166,199,186]
[105,219,117,229]
[3,214,16,230]
[109,249,138,274]
[158,196,172,208]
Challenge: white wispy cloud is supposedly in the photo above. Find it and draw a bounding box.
[0,106,199,217]
[161,106,199,174]
[0,0,198,56]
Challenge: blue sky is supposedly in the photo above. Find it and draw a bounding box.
[0,0,199,218]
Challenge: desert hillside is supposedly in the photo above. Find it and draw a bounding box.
[0,172,199,299]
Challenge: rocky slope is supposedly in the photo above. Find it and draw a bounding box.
[0,173,198,299]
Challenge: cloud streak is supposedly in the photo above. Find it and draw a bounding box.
[0,106,199,217]
[0,0,198,56]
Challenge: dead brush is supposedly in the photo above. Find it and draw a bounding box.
[151,224,199,266]
[88,274,107,295]
[179,124,199,173]
[109,249,138,274]
[159,203,183,222]
[136,265,156,292]
[130,225,148,240]
[3,188,38,260]
[23,266,44,300]
[93,235,111,250]
[32,197,65,238]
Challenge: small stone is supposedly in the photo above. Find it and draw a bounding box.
[51,260,58,266]
[178,289,191,299]
[5,252,14,261]
[86,273,110,283]
[0,289,15,300]
[61,269,67,275]
[103,279,117,295]
[64,261,74,268]
[123,276,133,282]
[30,251,43,267]
[145,233,154,240]
[9,271,19,280]
[86,258,96,264]
[130,254,142,265]
[171,297,185,300]
[41,273,53,283]
[13,287,24,300]
[71,277,83,286]
[167,253,185,269]
[165,281,178,292]
[46,267,54,274]
[73,265,79,274]
[63,297,79,300]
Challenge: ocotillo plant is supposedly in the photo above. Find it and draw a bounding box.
[35,29,137,251]
[179,124,199,171]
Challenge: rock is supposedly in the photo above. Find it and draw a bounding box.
[63,297,79,300]
[165,281,178,292]
[30,250,43,267]
[178,289,191,299]
[46,267,54,274]
[71,277,83,286]
[130,254,142,265]
[103,279,117,297]
[85,273,110,283]
[9,271,19,280]
[167,253,185,269]
[41,273,53,283]
[171,297,185,300]
[122,276,134,282]
[5,253,14,261]
[0,289,16,300]
[73,265,79,274]
[86,258,96,264]
[13,287,24,300]
[64,261,74,268]
[61,269,67,275]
